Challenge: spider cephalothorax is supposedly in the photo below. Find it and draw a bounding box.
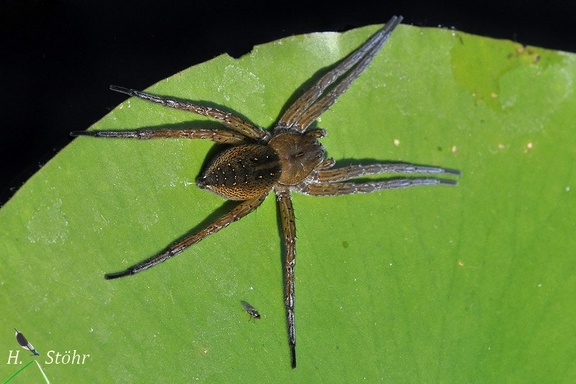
[197,128,326,200]
[71,15,459,368]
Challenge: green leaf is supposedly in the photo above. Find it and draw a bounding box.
[1,24,575,382]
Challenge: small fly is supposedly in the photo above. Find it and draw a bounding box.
[240,300,261,321]
[14,328,40,356]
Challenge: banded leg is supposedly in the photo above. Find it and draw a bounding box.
[314,163,461,183]
[70,127,247,145]
[105,194,266,279]
[277,15,403,132]
[109,85,270,141]
[275,185,297,369]
[294,177,456,196]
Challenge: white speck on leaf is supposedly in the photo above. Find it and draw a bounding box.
[27,199,69,244]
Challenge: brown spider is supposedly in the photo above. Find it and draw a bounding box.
[71,15,459,368]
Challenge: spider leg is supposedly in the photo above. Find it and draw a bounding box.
[108,85,271,142]
[293,177,456,196]
[70,128,247,144]
[275,185,297,369]
[277,15,402,132]
[314,163,461,183]
[105,195,266,279]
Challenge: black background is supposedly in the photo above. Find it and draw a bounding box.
[1,0,574,205]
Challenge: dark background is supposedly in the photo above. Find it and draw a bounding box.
[1,0,574,205]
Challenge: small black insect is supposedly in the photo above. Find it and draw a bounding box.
[241,300,261,321]
[14,328,40,356]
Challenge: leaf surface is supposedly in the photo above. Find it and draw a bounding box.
[1,24,575,382]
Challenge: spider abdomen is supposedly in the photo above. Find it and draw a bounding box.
[197,144,281,200]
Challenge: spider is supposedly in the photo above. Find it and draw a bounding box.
[71,15,459,368]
